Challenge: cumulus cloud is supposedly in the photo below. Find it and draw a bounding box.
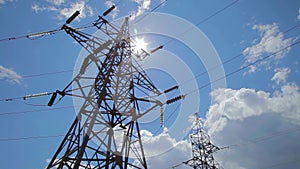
[205,84,300,168]
[298,8,300,20]
[130,0,151,19]
[32,1,93,21]
[46,0,65,6]
[132,128,191,168]
[242,23,294,73]
[105,0,120,19]
[135,0,151,16]
[0,0,13,4]
[271,67,291,85]
[0,65,22,84]
[206,83,300,134]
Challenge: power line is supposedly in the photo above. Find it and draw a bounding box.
[133,0,168,24]
[1,18,297,103]
[1,41,298,145]
[5,1,297,87]
[0,0,162,42]
[164,0,240,46]
[177,22,300,87]
[195,0,240,26]
[0,0,242,84]
[226,126,300,149]
[0,122,298,146]
[0,134,65,142]
[0,0,115,42]
[0,0,240,82]
[0,106,73,116]
[259,158,300,169]
[7,22,297,84]
[22,69,74,78]
[1,23,299,113]
[152,39,300,135]
[185,39,300,96]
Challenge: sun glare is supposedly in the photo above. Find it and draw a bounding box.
[133,37,148,54]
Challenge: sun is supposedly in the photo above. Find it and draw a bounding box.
[133,37,148,54]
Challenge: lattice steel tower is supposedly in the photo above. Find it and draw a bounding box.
[45,7,173,169]
[184,113,221,169]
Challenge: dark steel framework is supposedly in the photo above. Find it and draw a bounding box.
[184,113,221,169]
[46,14,164,169]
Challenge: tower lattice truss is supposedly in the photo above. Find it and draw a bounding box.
[184,114,222,169]
[46,13,165,169]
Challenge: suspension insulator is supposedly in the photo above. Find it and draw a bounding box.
[164,85,179,93]
[166,95,185,105]
[23,92,50,100]
[150,45,163,54]
[48,92,57,107]
[103,5,116,16]
[160,107,164,127]
[66,10,80,24]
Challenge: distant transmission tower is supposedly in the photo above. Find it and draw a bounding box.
[46,7,182,169]
[183,113,222,169]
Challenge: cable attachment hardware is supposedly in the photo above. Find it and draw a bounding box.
[160,107,164,128]
[66,10,80,25]
[48,90,66,107]
[166,95,185,105]
[103,5,116,16]
[164,85,179,93]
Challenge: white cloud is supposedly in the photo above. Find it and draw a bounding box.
[46,0,65,6]
[298,8,300,20]
[32,4,58,13]
[0,65,22,84]
[205,84,300,168]
[58,1,93,20]
[0,0,13,5]
[271,67,291,85]
[130,0,151,19]
[136,0,151,16]
[132,128,192,169]
[242,23,294,73]
[32,1,93,21]
[206,83,300,134]
[105,0,119,19]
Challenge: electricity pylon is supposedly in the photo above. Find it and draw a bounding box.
[183,113,221,169]
[45,8,180,169]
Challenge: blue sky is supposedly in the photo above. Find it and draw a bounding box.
[0,0,300,168]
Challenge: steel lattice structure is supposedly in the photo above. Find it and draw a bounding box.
[46,9,170,169]
[184,113,221,169]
